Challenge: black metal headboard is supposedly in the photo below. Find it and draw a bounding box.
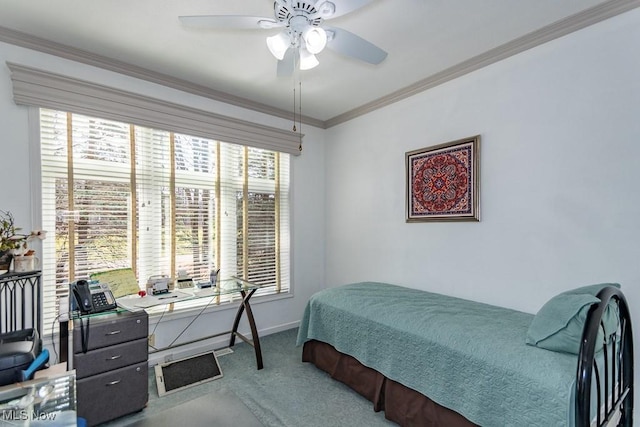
[576,286,634,426]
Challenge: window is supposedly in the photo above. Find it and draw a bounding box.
[40,109,291,332]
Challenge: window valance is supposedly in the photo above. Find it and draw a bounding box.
[7,62,302,156]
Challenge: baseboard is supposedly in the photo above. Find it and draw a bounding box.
[147,321,300,367]
[259,320,300,336]
[148,336,227,366]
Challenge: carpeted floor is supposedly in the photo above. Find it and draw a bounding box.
[101,328,395,427]
[121,389,263,427]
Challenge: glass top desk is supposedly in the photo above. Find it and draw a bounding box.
[0,367,77,426]
[70,277,272,370]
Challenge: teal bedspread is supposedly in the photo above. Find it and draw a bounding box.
[297,282,579,427]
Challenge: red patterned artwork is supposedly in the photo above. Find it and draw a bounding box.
[406,136,480,221]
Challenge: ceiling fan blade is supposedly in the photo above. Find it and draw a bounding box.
[277,49,296,78]
[179,15,281,30]
[324,26,387,65]
[320,0,374,19]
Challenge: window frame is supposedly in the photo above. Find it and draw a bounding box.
[28,98,293,337]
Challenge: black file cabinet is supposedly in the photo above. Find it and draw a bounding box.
[73,309,148,426]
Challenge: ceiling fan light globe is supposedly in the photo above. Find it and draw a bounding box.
[299,49,319,70]
[266,32,290,60]
[303,27,327,54]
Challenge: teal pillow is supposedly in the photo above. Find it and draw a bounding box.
[563,283,620,338]
[526,283,621,354]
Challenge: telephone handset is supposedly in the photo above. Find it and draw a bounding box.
[71,280,117,314]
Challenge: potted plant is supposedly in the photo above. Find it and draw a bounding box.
[0,210,22,272]
[0,210,48,273]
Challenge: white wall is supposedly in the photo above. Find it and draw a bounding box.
[0,41,326,363]
[325,9,640,318]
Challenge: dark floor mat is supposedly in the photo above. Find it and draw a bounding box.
[155,352,222,396]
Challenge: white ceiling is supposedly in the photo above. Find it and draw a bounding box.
[0,0,637,127]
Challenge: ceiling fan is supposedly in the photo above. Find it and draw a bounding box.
[179,0,388,77]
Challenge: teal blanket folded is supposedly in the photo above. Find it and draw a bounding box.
[297,282,578,427]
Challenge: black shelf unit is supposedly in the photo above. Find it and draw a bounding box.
[0,270,42,335]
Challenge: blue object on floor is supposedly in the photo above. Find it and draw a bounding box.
[77,417,87,427]
[20,348,50,381]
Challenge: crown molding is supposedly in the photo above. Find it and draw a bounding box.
[0,25,325,129]
[325,0,640,128]
[1,0,638,130]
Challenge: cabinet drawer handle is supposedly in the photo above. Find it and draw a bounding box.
[107,355,122,360]
[106,380,121,386]
[106,330,121,335]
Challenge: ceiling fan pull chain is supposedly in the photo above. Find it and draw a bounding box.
[299,80,302,151]
[292,83,297,132]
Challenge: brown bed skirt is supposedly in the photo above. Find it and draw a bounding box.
[302,340,477,427]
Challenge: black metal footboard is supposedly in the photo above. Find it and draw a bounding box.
[576,286,634,426]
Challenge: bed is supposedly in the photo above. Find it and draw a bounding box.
[296,282,633,426]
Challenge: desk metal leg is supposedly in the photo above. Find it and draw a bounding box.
[229,288,263,370]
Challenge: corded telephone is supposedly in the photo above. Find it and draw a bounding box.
[71,279,117,314]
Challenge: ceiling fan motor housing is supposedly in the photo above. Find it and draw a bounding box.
[274,1,334,55]
[274,1,324,29]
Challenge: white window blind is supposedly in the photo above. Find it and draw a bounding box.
[40,109,291,334]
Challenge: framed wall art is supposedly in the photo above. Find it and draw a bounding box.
[406,135,480,222]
